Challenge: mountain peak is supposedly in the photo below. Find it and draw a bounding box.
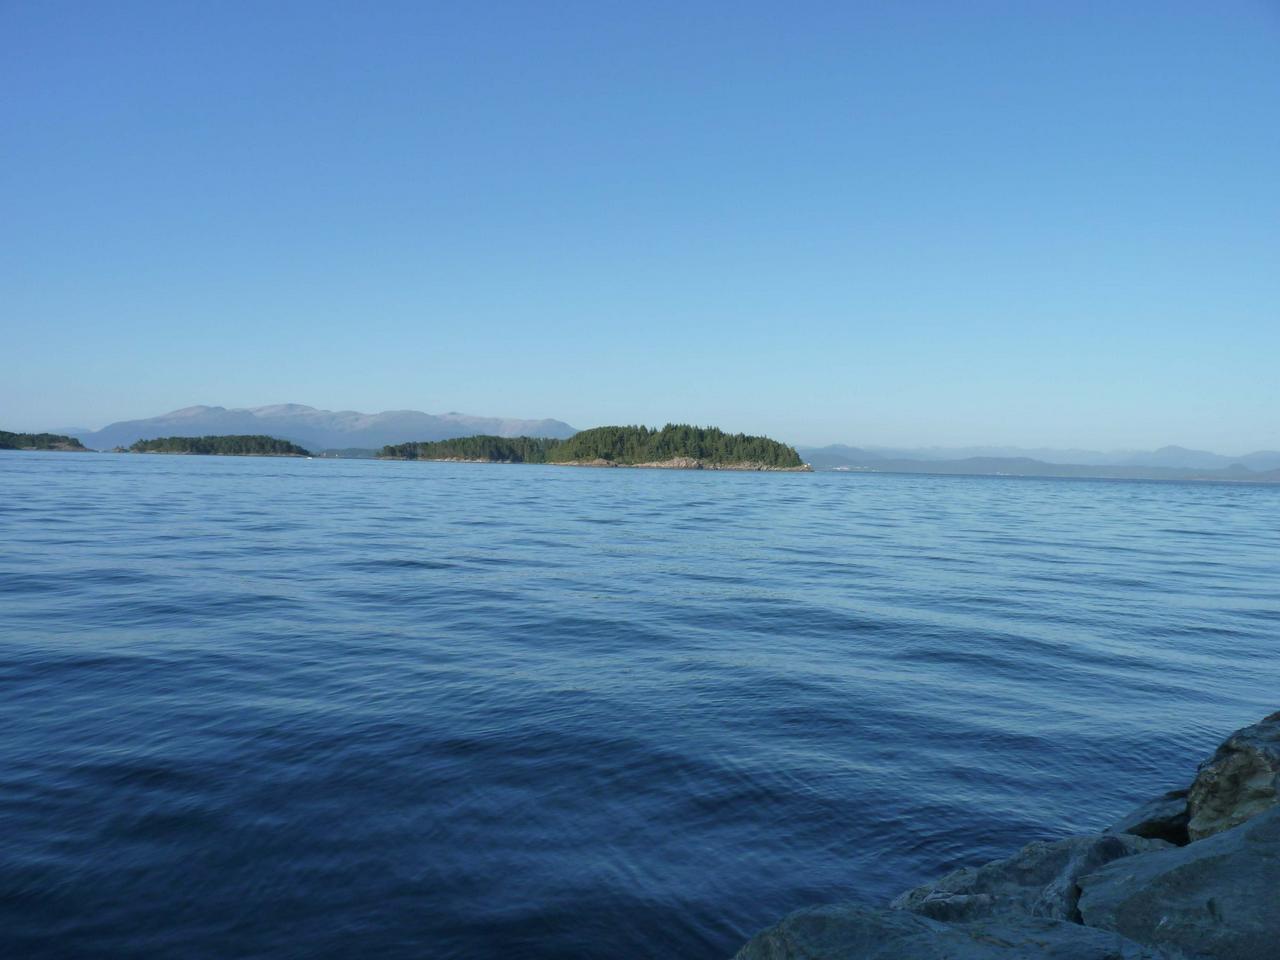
[166,405,226,418]
[245,404,321,417]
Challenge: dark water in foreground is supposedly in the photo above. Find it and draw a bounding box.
[2,451,1277,959]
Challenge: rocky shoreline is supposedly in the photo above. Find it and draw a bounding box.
[735,711,1280,959]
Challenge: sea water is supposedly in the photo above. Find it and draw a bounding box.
[2,451,1277,958]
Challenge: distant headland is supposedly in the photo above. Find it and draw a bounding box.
[381,424,810,471]
[122,435,313,457]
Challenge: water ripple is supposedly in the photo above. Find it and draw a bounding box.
[1,451,1278,959]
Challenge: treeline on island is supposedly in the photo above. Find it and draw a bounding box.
[126,435,312,456]
[0,430,88,451]
[382,424,805,469]
[556,424,803,467]
[381,435,560,463]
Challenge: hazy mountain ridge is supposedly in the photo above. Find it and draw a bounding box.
[798,444,1280,482]
[830,443,1280,471]
[75,405,578,451]
[53,408,1280,477]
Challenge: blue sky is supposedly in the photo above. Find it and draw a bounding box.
[4,1,1278,450]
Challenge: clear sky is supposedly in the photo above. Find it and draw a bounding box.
[4,1,1278,451]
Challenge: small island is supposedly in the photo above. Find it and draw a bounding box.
[0,430,89,451]
[382,424,809,471]
[124,435,313,457]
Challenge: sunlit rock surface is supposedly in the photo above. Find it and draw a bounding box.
[1186,711,1280,841]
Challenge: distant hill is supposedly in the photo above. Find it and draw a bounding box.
[0,430,89,452]
[798,445,886,470]
[1110,444,1280,471]
[802,443,1280,472]
[74,404,578,451]
[796,445,1280,483]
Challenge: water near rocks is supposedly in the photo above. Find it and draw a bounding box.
[1,451,1277,959]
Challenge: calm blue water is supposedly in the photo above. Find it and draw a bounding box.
[2,451,1277,959]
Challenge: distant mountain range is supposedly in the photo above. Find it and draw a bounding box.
[43,407,1280,482]
[801,444,1280,472]
[796,444,1280,482]
[71,404,578,452]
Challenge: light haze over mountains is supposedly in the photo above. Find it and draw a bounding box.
[74,404,577,453]
[62,403,1280,475]
[799,444,1280,473]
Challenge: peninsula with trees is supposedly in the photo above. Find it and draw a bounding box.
[381,424,809,471]
[124,435,312,457]
[0,430,89,451]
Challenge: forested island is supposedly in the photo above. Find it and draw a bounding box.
[382,424,808,471]
[0,430,88,451]
[125,435,312,456]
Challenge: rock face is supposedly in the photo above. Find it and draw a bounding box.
[891,833,1171,923]
[734,903,1170,959]
[1078,805,1280,960]
[1186,710,1280,841]
[732,711,1280,960]
[1105,789,1190,845]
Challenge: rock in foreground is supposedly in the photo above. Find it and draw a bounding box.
[1186,710,1280,841]
[734,902,1169,959]
[733,711,1280,960]
[890,833,1170,923]
[1079,806,1280,960]
[1105,788,1190,845]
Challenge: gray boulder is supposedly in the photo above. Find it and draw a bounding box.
[1078,805,1280,960]
[734,902,1172,959]
[890,833,1172,923]
[1186,710,1280,841]
[1106,788,1190,845]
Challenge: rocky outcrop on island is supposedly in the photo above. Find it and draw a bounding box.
[735,711,1280,960]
